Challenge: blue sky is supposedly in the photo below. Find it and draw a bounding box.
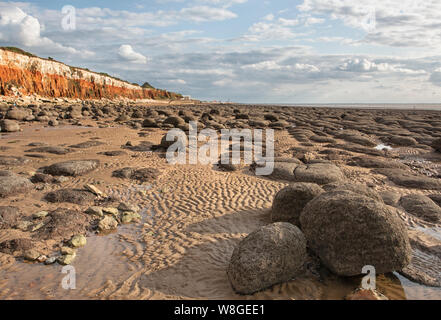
[0,0,441,103]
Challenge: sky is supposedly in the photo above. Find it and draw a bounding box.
[0,0,441,103]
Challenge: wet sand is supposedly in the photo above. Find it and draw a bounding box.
[0,103,440,300]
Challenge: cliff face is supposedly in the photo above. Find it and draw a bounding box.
[0,48,179,100]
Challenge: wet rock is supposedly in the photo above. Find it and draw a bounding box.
[0,171,33,198]
[399,194,441,223]
[300,190,411,276]
[271,183,324,226]
[26,146,72,155]
[35,209,90,241]
[374,168,441,190]
[112,167,161,182]
[69,141,105,149]
[70,235,87,248]
[0,206,21,229]
[98,216,118,231]
[45,188,95,205]
[227,223,307,295]
[0,119,20,132]
[293,163,345,185]
[85,206,103,217]
[42,160,99,176]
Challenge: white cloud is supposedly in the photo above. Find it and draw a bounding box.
[117,45,148,64]
[298,0,441,48]
[0,3,88,56]
[338,58,427,75]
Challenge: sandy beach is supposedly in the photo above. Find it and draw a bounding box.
[0,101,440,300]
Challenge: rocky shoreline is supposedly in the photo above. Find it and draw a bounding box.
[0,100,440,299]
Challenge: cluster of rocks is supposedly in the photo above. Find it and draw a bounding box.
[0,200,142,266]
[85,202,142,232]
[227,183,412,296]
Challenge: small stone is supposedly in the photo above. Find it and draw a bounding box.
[33,211,49,219]
[70,235,87,248]
[85,206,103,217]
[102,207,119,216]
[61,246,76,255]
[44,256,57,265]
[98,216,118,231]
[118,202,139,212]
[24,249,40,261]
[57,253,76,265]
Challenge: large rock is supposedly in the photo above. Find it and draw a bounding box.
[45,189,95,205]
[271,183,324,226]
[112,167,161,182]
[227,222,307,294]
[0,119,20,132]
[374,168,441,190]
[293,163,345,185]
[399,194,441,223]
[0,206,21,229]
[0,171,33,198]
[42,160,99,176]
[300,190,411,276]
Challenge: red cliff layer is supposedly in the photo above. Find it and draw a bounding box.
[0,48,180,100]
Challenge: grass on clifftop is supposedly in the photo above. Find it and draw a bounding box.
[0,47,36,57]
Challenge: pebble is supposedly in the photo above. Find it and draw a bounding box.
[33,211,49,219]
[70,235,87,248]
[85,206,104,217]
